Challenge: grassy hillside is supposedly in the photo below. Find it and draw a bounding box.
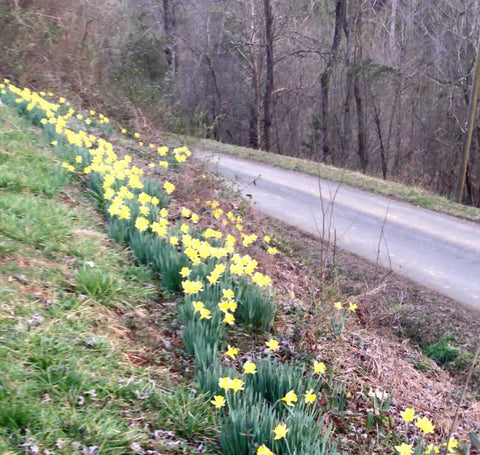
[1,82,479,455]
[0,104,217,454]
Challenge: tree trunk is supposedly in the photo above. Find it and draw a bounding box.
[162,0,178,74]
[263,0,274,153]
[456,36,480,202]
[354,76,368,173]
[340,0,352,168]
[373,101,387,179]
[319,0,346,162]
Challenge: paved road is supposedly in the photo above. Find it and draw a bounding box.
[197,150,480,310]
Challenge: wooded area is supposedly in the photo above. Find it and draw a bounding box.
[1,0,480,205]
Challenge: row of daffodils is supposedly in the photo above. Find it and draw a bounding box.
[0,80,464,454]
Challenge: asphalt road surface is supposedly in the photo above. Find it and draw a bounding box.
[197,150,480,311]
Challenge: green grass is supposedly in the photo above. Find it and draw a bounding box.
[0,116,69,195]
[163,133,480,223]
[0,104,219,454]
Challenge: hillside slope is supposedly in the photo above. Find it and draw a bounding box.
[1,82,479,454]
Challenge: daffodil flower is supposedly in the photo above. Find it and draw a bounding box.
[243,361,257,374]
[210,395,226,409]
[415,416,435,435]
[273,423,288,440]
[400,408,416,423]
[313,360,326,374]
[394,442,412,455]
[304,389,316,404]
[281,390,298,407]
[225,345,238,359]
[265,338,279,351]
[257,445,275,455]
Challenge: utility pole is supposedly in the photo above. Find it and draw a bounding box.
[455,40,480,203]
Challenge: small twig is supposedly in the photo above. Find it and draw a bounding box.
[353,270,395,301]
[374,203,391,281]
[443,341,480,453]
[0,116,21,130]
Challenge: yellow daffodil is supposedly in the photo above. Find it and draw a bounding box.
[265,339,279,351]
[218,300,231,313]
[443,437,458,452]
[180,267,191,278]
[218,299,237,313]
[199,308,212,320]
[425,444,440,454]
[348,302,358,312]
[415,416,435,435]
[231,378,244,394]
[252,272,271,287]
[242,233,257,246]
[163,181,175,194]
[281,390,298,407]
[118,205,131,220]
[218,377,233,390]
[192,301,204,313]
[394,443,412,455]
[243,361,257,375]
[334,301,342,310]
[273,423,288,440]
[151,222,167,237]
[182,280,204,295]
[257,445,275,455]
[222,312,235,325]
[207,264,226,285]
[400,408,416,423]
[135,217,149,232]
[222,289,235,299]
[225,345,238,359]
[137,192,151,204]
[210,395,226,409]
[304,389,316,404]
[313,360,326,374]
